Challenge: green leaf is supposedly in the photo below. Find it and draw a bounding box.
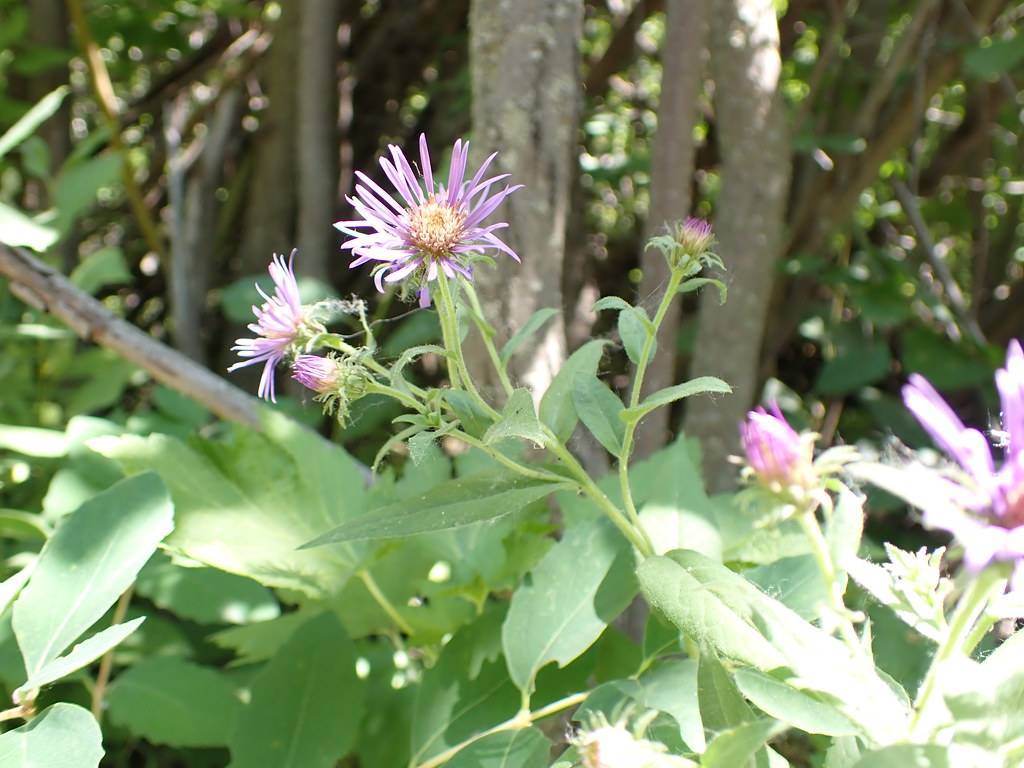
[734,669,859,736]
[500,308,559,365]
[639,551,910,743]
[411,608,519,765]
[485,388,546,447]
[107,657,242,747]
[18,618,145,695]
[51,151,123,235]
[0,424,67,457]
[619,306,652,365]
[621,377,731,424]
[444,728,550,768]
[444,389,494,439]
[630,659,704,752]
[815,332,891,396]
[964,34,1024,79]
[69,246,131,295]
[303,472,561,546]
[699,649,757,734]
[851,745,950,768]
[679,276,726,303]
[591,296,633,313]
[229,612,364,768]
[0,202,58,251]
[0,85,68,161]
[503,517,637,693]
[572,375,625,456]
[0,566,33,619]
[0,703,102,768]
[135,554,279,626]
[701,719,787,768]
[91,415,368,598]
[13,473,173,682]
[540,340,609,441]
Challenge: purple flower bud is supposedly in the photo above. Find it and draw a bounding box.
[291,355,341,394]
[740,403,808,485]
[677,217,714,255]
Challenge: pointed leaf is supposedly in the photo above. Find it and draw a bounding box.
[500,308,559,365]
[0,86,69,160]
[485,388,546,447]
[619,306,652,365]
[0,703,103,767]
[702,719,787,768]
[572,375,625,456]
[540,340,609,441]
[734,669,859,736]
[621,377,731,424]
[302,472,563,546]
[503,518,637,693]
[17,617,144,695]
[13,473,173,679]
[229,613,364,768]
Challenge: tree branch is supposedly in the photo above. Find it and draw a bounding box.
[0,244,261,428]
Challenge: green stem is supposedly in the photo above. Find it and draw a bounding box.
[543,426,653,558]
[314,333,428,400]
[450,429,566,484]
[411,691,587,768]
[434,273,499,420]
[358,569,415,636]
[796,510,862,654]
[364,381,425,413]
[910,564,1009,738]
[461,280,515,398]
[618,270,685,535]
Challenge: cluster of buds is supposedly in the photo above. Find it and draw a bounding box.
[571,711,693,768]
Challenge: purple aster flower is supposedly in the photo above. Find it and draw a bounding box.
[228,251,306,402]
[291,354,339,394]
[903,340,1024,588]
[740,403,811,486]
[678,217,714,253]
[334,134,522,307]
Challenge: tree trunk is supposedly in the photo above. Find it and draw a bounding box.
[683,0,791,492]
[634,0,709,458]
[467,0,583,402]
[238,3,299,272]
[297,0,339,282]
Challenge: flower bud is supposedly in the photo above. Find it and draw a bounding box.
[572,713,690,768]
[291,354,368,424]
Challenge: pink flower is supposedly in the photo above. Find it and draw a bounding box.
[740,403,808,485]
[228,251,306,402]
[335,134,522,307]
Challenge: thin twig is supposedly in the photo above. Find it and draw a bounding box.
[91,587,133,720]
[892,180,987,345]
[66,0,167,262]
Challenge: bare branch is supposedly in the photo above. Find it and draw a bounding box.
[0,244,261,428]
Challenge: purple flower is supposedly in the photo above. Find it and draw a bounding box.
[228,251,306,402]
[335,134,522,307]
[903,340,1024,588]
[740,403,810,485]
[679,217,714,252]
[291,355,339,394]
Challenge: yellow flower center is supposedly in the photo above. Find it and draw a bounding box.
[408,198,465,256]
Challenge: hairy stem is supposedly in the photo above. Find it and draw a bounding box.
[450,429,567,484]
[911,564,1009,738]
[412,691,587,768]
[435,273,499,420]
[461,280,515,398]
[796,510,862,654]
[357,569,415,636]
[91,586,134,720]
[618,270,685,534]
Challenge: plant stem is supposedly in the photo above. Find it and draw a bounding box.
[435,273,500,420]
[315,334,428,400]
[795,510,862,654]
[412,691,588,768]
[543,427,653,558]
[91,586,133,720]
[910,564,1009,738]
[357,569,415,636]
[364,381,425,413]
[617,270,684,535]
[450,429,567,484]
[460,281,515,398]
